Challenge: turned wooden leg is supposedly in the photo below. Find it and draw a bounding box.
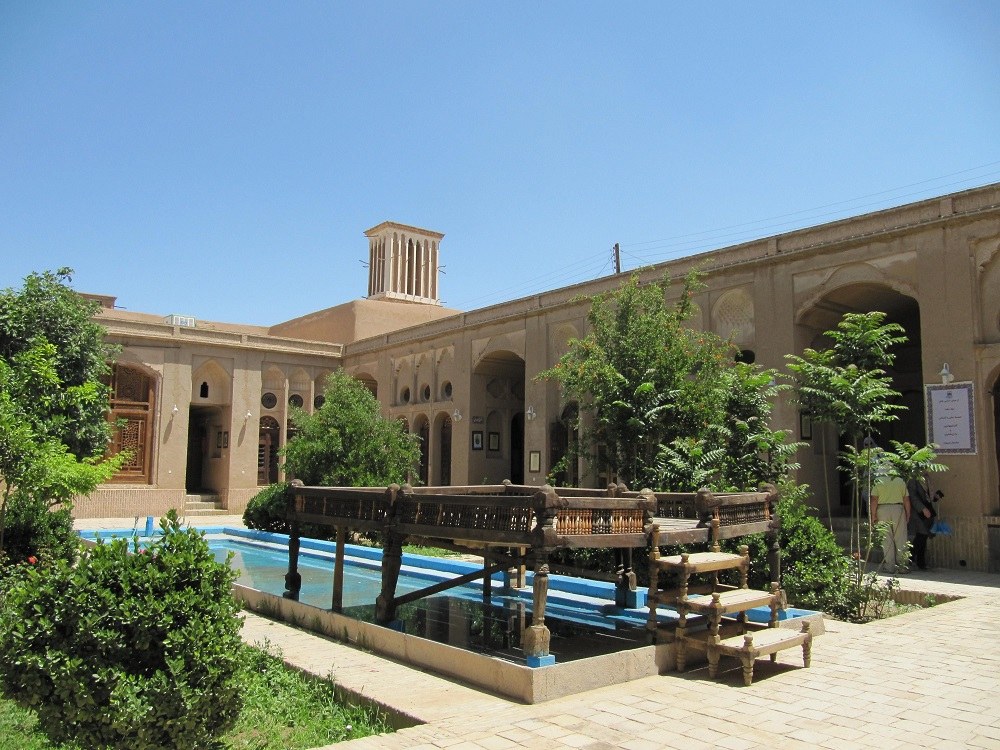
[707,635,721,678]
[675,620,688,672]
[709,591,723,636]
[376,530,404,623]
[741,655,755,687]
[646,541,660,633]
[768,582,780,629]
[522,554,552,661]
[739,544,750,588]
[766,510,781,589]
[740,634,755,686]
[802,621,813,667]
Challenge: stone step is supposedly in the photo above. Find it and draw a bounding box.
[184,494,225,516]
[185,500,223,511]
[183,508,230,517]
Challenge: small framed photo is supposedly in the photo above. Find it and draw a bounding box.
[222,431,229,449]
[472,431,484,450]
[488,431,500,451]
[529,450,541,473]
[799,413,812,441]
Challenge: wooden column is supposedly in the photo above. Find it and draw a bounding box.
[482,545,492,606]
[376,530,404,623]
[522,552,553,665]
[283,519,302,600]
[332,525,347,612]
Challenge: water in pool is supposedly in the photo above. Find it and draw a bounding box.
[210,535,651,664]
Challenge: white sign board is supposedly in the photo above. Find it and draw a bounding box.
[925,381,976,454]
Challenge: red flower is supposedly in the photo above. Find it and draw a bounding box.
[27,556,37,565]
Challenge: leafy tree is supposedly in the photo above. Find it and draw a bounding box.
[785,312,944,610]
[539,271,799,491]
[0,340,120,561]
[0,270,121,563]
[282,370,420,486]
[785,311,906,535]
[0,268,114,458]
[883,440,947,484]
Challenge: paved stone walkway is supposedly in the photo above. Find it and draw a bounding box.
[240,568,1000,750]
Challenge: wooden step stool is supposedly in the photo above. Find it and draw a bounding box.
[708,620,813,686]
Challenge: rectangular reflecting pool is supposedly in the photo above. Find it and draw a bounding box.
[80,527,661,665]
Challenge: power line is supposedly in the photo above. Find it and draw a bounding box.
[621,171,1000,265]
[447,167,1000,311]
[621,161,1000,250]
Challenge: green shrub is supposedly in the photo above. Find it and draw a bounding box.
[741,482,850,613]
[243,482,293,534]
[243,483,334,541]
[0,496,76,568]
[0,510,244,750]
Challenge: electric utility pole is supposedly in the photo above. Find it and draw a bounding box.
[613,243,621,274]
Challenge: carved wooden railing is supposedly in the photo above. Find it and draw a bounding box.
[281,481,778,665]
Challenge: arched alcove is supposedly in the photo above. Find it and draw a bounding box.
[797,282,923,512]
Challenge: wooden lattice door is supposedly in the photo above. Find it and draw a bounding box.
[258,416,280,485]
[107,365,155,483]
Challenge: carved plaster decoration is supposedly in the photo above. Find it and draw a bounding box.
[486,378,508,399]
[975,237,1000,274]
[794,262,917,325]
[712,287,755,345]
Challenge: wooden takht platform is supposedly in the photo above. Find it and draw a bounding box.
[282,481,781,666]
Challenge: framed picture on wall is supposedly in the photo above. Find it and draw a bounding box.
[472,431,483,450]
[529,450,541,473]
[488,431,500,451]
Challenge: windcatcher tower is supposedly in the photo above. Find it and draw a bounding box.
[364,222,443,305]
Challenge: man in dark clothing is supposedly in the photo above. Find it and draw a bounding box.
[906,477,937,570]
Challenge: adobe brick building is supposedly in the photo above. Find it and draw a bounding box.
[84,186,1000,571]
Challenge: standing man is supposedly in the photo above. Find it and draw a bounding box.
[870,471,911,573]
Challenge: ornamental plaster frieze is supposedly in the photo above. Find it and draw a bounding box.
[974,236,1000,274]
[792,260,918,326]
[472,331,526,370]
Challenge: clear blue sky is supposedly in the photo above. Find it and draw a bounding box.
[2,2,998,326]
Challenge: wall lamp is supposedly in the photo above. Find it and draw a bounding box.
[452,409,463,422]
[245,410,253,422]
[171,404,179,414]
[525,405,537,421]
[939,363,954,385]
